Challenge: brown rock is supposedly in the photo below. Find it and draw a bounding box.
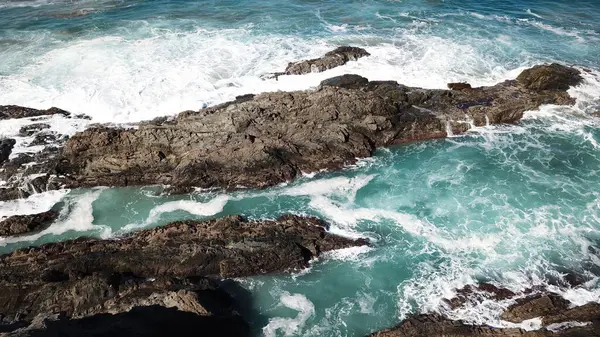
[0,138,15,164]
[501,294,571,323]
[444,283,515,309]
[284,46,370,75]
[0,210,58,237]
[517,63,583,91]
[0,106,70,120]
[448,82,472,90]
[0,214,367,325]
[366,314,600,337]
[0,64,583,200]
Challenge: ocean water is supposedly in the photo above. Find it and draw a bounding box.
[1,0,600,336]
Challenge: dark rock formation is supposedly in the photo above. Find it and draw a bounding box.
[284,46,371,75]
[448,82,473,90]
[366,313,600,337]
[263,46,370,79]
[517,63,583,91]
[19,123,51,137]
[56,64,580,191]
[0,106,69,120]
[0,138,16,164]
[0,210,57,237]
[0,64,583,201]
[1,277,250,337]
[0,214,366,331]
[444,283,515,309]
[368,283,600,337]
[501,293,571,323]
[29,132,58,147]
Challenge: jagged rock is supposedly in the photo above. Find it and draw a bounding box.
[320,74,370,89]
[18,123,51,137]
[0,106,70,120]
[284,46,370,75]
[448,82,472,90]
[263,46,371,79]
[0,138,16,164]
[500,294,571,323]
[55,64,579,191]
[0,210,57,237]
[1,276,250,337]
[444,283,515,309]
[366,313,600,337]
[516,63,583,91]
[0,214,367,328]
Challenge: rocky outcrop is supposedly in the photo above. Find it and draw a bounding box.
[501,293,571,323]
[0,138,15,164]
[0,63,583,200]
[0,214,366,333]
[448,82,472,91]
[55,64,580,191]
[517,63,583,91]
[263,46,370,79]
[1,277,250,337]
[284,46,371,75]
[367,313,600,337]
[368,283,600,337]
[0,106,69,120]
[0,210,57,237]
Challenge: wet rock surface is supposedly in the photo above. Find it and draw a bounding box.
[0,106,70,120]
[18,124,51,137]
[0,214,367,335]
[0,210,58,237]
[368,283,600,337]
[263,46,370,79]
[517,63,583,91]
[0,138,16,164]
[366,313,600,337]
[53,63,580,192]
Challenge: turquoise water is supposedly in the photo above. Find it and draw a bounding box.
[1,1,600,336]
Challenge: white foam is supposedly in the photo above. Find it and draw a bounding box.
[0,189,68,218]
[282,175,374,201]
[0,21,539,126]
[121,194,229,231]
[546,321,591,332]
[320,245,372,261]
[263,292,315,337]
[0,114,91,158]
[0,189,110,244]
[526,9,543,19]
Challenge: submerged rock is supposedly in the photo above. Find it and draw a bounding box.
[0,214,367,330]
[0,210,58,237]
[0,106,70,120]
[18,123,51,137]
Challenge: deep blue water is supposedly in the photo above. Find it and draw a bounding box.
[1,1,600,336]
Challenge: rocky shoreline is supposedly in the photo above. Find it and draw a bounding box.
[0,47,596,336]
[0,215,367,336]
[0,57,584,200]
[369,284,600,336]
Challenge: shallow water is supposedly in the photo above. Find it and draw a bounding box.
[1,0,600,336]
